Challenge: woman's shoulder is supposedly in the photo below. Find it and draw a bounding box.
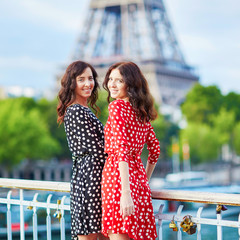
[66,104,90,117]
[109,99,130,110]
[108,100,132,120]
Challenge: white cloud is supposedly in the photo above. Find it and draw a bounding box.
[0,56,59,90]
[0,56,57,72]
[198,64,240,94]
[6,86,35,97]
[1,0,89,32]
[179,34,218,61]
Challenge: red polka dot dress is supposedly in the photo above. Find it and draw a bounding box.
[101,100,160,240]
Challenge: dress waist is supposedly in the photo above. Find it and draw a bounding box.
[107,150,139,157]
[106,150,148,185]
[72,152,90,159]
[107,150,144,168]
[72,152,91,166]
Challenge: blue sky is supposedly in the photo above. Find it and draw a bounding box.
[0,0,240,95]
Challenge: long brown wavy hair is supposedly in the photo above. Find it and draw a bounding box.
[103,61,157,122]
[57,61,99,124]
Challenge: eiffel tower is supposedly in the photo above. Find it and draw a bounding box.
[71,0,199,108]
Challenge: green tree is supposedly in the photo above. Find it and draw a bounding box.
[157,119,179,161]
[223,92,240,121]
[0,98,60,168]
[37,98,70,160]
[210,108,235,145]
[181,84,223,124]
[150,114,169,160]
[233,122,240,155]
[180,123,221,164]
[96,90,110,125]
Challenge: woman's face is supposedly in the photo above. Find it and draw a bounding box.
[75,67,95,100]
[108,68,128,101]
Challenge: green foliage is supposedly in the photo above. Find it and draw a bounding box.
[37,98,70,159]
[0,98,60,168]
[180,84,240,164]
[96,90,110,125]
[180,123,221,164]
[223,92,240,121]
[152,114,166,141]
[181,84,223,124]
[147,114,169,161]
[158,120,179,160]
[233,122,240,155]
[211,108,235,145]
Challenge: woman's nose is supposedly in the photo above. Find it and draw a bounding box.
[85,80,91,86]
[109,80,116,87]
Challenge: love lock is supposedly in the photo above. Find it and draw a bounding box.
[53,211,62,222]
[53,199,62,222]
[169,217,178,232]
[180,215,197,235]
[216,204,228,214]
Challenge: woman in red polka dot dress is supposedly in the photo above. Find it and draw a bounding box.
[101,62,160,240]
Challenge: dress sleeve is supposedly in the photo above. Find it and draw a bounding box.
[65,106,104,156]
[146,123,160,164]
[108,101,129,163]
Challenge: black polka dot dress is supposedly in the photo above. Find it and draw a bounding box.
[64,104,107,239]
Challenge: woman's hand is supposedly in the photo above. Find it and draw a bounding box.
[120,190,135,219]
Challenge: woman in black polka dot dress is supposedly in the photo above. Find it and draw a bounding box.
[57,61,107,240]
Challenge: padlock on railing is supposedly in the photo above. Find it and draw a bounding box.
[169,216,178,231]
[27,199,38,210]
[216,204,228,214]
[53,211,62,222]
[27,205,33,210]
[53,199,62,222]
[180,215,197,235]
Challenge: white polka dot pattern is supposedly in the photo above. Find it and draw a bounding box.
[101,100,160,240]
[64,104,107,239]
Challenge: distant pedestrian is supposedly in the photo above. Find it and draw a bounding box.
[101,61,160,240]
[57,61,108,240]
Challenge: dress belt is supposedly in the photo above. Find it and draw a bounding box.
[72,152,90,165]
[107,151,139,156]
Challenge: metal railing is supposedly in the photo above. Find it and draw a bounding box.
[0,178,70,240]
[152,189,240,240]
[1,178,240,240]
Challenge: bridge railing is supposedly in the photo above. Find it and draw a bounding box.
[152,189,240,240]
[0,178,70,240]
[1,178,240,240]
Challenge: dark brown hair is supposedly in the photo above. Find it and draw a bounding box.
[57,61,99,124]
[103,61,157,122]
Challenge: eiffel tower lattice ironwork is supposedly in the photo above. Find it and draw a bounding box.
[71,0,199,108]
